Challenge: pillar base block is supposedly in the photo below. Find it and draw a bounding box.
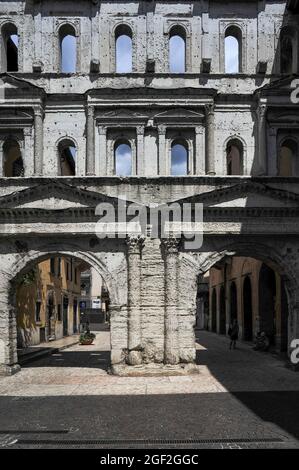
[0,363,21,377]
[110,362,199,377]
[128,350,143,365]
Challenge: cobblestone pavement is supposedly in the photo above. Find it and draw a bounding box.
[0,331,298,449]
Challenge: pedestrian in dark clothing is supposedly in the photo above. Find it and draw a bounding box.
[228,319,239,350]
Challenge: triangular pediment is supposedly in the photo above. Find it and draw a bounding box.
[174,181,299,208]
[154,108,204,121]
[258,74,299,97]
[99,109,148,119]
[0,74,44,99]
[0,181,132,210]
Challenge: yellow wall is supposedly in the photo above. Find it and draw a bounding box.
[16,257,81,348]
[209,257,283,348]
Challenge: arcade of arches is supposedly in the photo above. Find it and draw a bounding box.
[1,229,299,378]
[198,257,289,353]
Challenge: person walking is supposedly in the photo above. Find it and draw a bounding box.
[228,319,239,350]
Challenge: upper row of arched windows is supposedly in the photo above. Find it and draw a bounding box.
[3,136,298,177]
[1,22,295,74]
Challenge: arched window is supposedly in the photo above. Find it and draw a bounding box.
[171,140,188,176]
[59,25,77,73]
[280,29,293,74]
[226,139,243,175]
[225,26,242,73]
[3,139,24,177]
[1,23,18,72]
[115,25,133,73]
[115,140,132,176]
[58,139,77,176]
[169,26,186,73]
[278,138,298,176]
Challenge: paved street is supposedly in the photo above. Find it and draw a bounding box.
[0,331,298,448]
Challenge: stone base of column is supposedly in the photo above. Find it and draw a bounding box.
[0,363,21,377]
[128,350,143,365]
[110,362,199,377]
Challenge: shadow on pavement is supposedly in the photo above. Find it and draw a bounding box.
[22,350,111,370]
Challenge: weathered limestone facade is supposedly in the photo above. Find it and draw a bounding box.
[0,0,299,375]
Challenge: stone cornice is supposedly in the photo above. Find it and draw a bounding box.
[0,206,299,222]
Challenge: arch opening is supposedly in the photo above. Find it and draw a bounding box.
[115,140,132,176]
[278,138,298,176]
[202,249,290,355]
[3,139,24,177]
[171,140,188,176]
[226,138,243,175]
[115,25,133,73]
[58,138,77,176]
[59,24,77,73]
[1,23,18,72]
[225,26,242,73]
[13,254,112,370]
[169,26,186,73]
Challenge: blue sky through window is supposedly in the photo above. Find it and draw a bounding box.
[171,144,188,176]
[169,35,186,73]
[115,143,132,176]
[61,35,76,73]
[225,36,239,73]
[116,35,132,73]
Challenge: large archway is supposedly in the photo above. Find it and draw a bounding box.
[186,239,296,356]
[0,242,127,376]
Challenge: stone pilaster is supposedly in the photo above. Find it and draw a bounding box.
[24,127,34,177]
[0,139,3,177]
[137,125,145,176]
[256,104,267,176]
[195,126,204,175]
[205,104,215,175]
[34,107,44,176]
[0,284,20,376]
[158,125,166,175]
[98,126,107,176]
[86,106,95,176]
[162,236,180,365]
[126,235,144,365]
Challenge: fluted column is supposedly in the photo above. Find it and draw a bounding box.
[205,104,215,175]
[86,106,95,176]
[126,235,144,365]
[158,125,166,175]
[34,107,44,176]
[162,236,180,365]
[256,104,267,176]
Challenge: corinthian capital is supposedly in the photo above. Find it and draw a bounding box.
[161,236,180,254]
[126,234,145,254]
